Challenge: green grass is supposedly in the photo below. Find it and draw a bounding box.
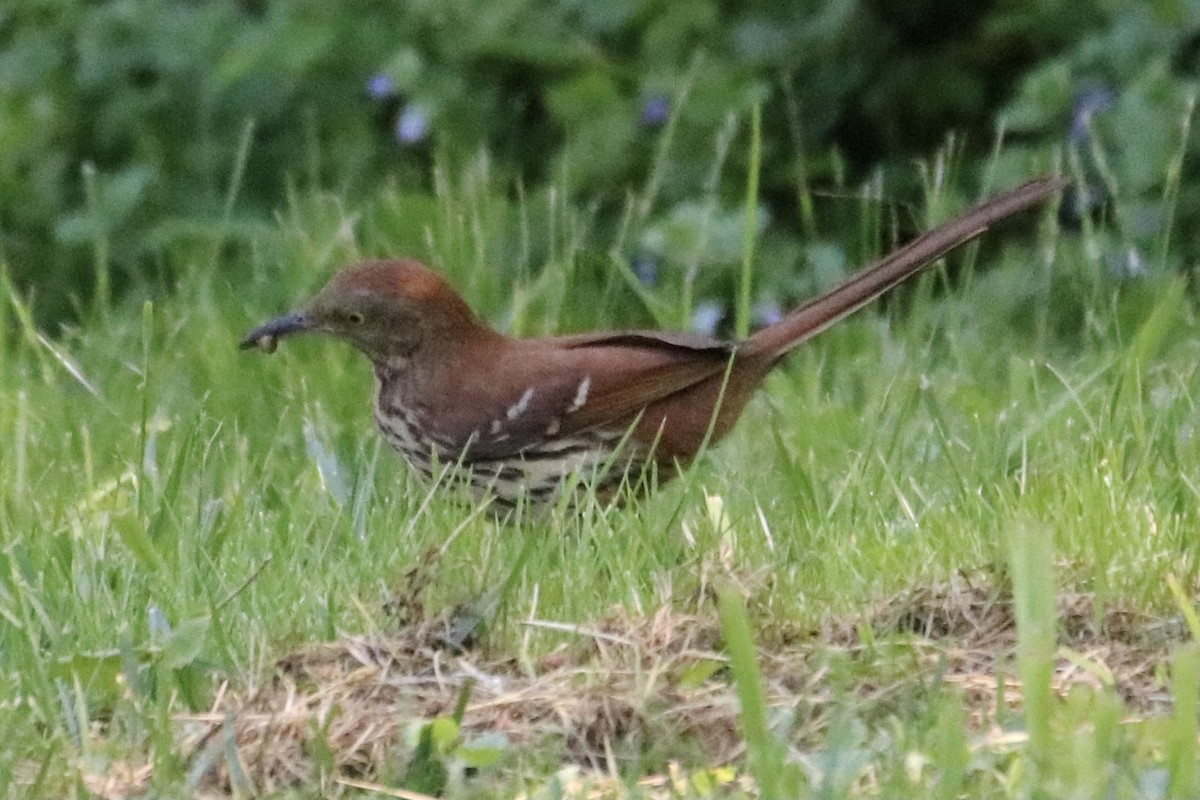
[2,153,1200,798]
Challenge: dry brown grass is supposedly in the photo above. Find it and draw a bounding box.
[81,572,1182,798]
[832,570,1178,718]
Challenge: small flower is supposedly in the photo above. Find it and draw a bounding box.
[691,300,723,336]
[395,105,429,145]
[752,300,782,328]
[631,255,659,285]
[640,93,670,128]
[366,73,395,100]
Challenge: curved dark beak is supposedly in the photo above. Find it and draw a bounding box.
[239,312,312,353]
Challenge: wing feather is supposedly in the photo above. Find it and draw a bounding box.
[429,332,736,461]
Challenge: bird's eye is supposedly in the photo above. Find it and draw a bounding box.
[348,311,365,325]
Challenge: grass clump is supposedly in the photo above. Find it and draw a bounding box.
[2,143,1200,797]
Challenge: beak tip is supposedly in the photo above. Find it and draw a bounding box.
[239,334,277,354]
[238,335,269,353]
[240,312,309,354]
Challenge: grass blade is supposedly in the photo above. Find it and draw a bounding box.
[719,587,781,800]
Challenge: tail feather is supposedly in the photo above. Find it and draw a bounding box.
[745,176,1066,359]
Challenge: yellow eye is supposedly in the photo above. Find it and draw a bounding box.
[348,311,365,325]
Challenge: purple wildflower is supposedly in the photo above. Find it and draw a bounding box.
[366,73,395,100]
[395,105,429,145]
[640,93,670,128]
[631,255,659,285]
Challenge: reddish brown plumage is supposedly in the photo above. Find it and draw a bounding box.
[242,176,1064,510]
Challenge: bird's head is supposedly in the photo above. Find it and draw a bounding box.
[240,259,487,362]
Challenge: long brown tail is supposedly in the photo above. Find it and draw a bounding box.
[745,175,1066,359]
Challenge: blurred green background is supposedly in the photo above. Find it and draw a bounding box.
[4,3,1200,794]
[1,0,1197,324]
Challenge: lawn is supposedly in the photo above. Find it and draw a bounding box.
[2,153,1200,798]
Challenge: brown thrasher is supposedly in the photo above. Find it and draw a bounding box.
[242,176,1064,510]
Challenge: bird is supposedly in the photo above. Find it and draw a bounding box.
[242,176,1064,512]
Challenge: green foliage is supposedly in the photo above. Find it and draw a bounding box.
[720,589,803,798]
[1,155,1199,794]
[402,683,508,795]
[1006,521,1056,780]
[8,0,1192,325]
[1,0,399,318]
[2,2,1200,795]
[1000,0,1200,271]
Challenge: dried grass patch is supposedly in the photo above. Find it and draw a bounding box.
[84,574,1183,798]
[833,570,1179,718]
